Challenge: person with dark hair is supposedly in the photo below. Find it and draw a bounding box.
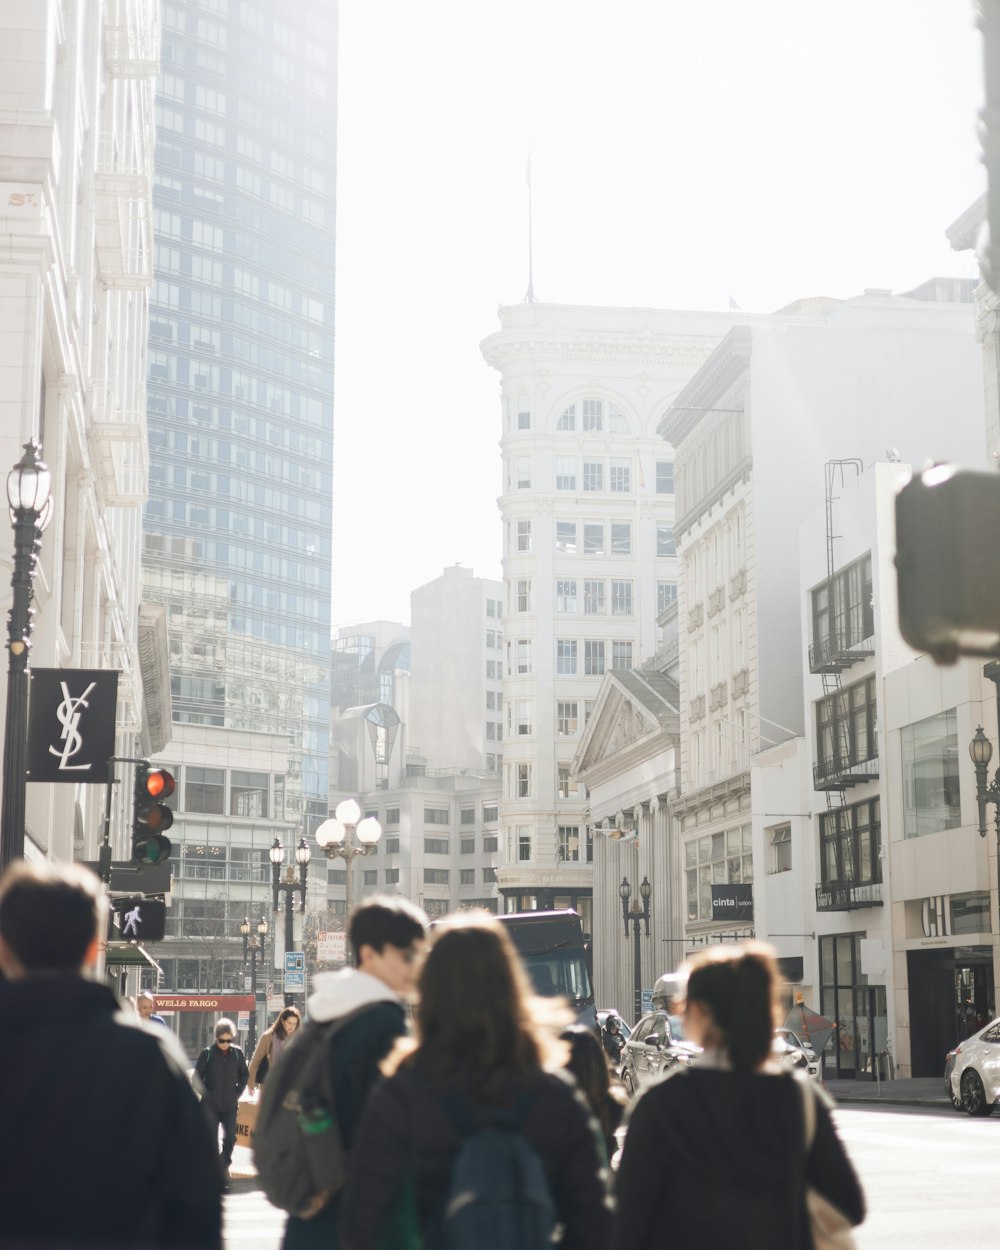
[0,859,222,1248]
[340,912,614,1250]
[561,1025,627,1164]
[282,894,428,1250]
[195,1016,250,1188]
[613,941,865,1250]
[248,1005,301,1094]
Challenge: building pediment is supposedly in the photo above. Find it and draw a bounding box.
[573,668,679,784]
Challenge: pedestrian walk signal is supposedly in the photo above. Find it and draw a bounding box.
[132,763,175,865]
[113,896,166,942]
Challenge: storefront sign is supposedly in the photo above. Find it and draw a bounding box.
[154,994,254,1014]
[921,895,952,938]
[711,884,754,922]
[27,669,119,783]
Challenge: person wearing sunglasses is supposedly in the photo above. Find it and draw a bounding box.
[195,1017,249,1189]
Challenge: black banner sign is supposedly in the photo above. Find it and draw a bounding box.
[27,669,119,783]
[711,883,754,923]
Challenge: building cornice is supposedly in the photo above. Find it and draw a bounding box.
[658,326,753,445]
[481,330,719,373]
[673,769,751,818]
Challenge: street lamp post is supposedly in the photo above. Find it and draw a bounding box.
[315,798,382,921]
[270,836,310,1007]
[240,914,268,1056]
[1,441,52,873]
[620,875,652,1024]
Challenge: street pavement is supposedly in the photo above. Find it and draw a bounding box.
[225,1146,286,1250]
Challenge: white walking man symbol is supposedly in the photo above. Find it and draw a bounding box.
[122,903,143,938]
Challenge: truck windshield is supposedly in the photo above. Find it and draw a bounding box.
[521,949,594,1006]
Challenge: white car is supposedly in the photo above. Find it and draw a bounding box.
[775,1027,821,1080]
[948,1016,1000,1116]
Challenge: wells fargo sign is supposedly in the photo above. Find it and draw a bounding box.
[154,994,254,1013]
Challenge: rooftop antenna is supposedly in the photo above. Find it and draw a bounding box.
[522,152,536,303]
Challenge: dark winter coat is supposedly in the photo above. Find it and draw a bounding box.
[281,996,408,1250]
[195,1040,249,1113]
[0,974,222,1248]
[613,1066,865,1250]
[340,1064,614,1250]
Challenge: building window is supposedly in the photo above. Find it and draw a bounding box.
[815,675,878,780]
[582,398,603,431]
[610,522,632,555]
[516,579,531,612]
[516,763,531,798]
[486,659,497,679]
[424,807,450,825]
[514,639,532,675]
[585,640,606,676]
[556,580,578,613]
[384,837,400,854]
[611,640,633,671]
[555,458,577,491]
[424,868,449,886]
[461,837,475,854]
[610,458,631,492]
[656,461,675,493]
[516,457,531,489]
[556,521,577,553]
[685,825,753,922]
[486,753,497,771]
[424,838,449,855]
[584,580,605,614]
[185,767,225,814]
[769,824,792,874]
[385,868,399,885]
[483,834,498,852]
[230,770,269,818]
[583,460,604,491]
[901,709,961,838]
[487,721,497,741]
[557,404,576,431]
[517,401,531,430]
[558,766,575,798]
[460,868,476,885]
[517,826,532,860]
[819,799,881,886]
[657,581,677,612]
[515,699,533,735]
[557,639,578,675]
[557,825,581,861]
[483,804,498,822]
[611,580,633,615]
[812,553,874,656]
[460,807,475,824]
[557,700,579,736]
[657,524,676,557]
[483,865,498,883]
[385,807,400,825]
[363,870,378,886]
[583,523,604,555]
[516,520,532,552]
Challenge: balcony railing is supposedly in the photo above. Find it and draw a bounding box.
[815,880,883,911]
[808,629,875,674]
[813,751,879,790]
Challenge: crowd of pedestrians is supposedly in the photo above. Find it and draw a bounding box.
[0,859,865,1250]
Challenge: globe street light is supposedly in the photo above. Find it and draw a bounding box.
[315,797,382,920]
[620,875,652,1023]
[270,836,310,1007]
[239,914,268,1055]
[1,441,53,872]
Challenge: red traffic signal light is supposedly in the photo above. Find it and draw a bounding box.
[133,763,175,865]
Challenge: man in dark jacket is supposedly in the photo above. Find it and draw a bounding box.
[282,894,428,1250]
[196,1016,250,1186]
[0,859,222,1248]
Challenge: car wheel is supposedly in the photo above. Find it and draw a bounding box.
[622,1067,635,1097]
[961,1070,992,1117]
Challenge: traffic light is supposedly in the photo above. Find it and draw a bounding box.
[113,896,167,941]
[132,762,175,865]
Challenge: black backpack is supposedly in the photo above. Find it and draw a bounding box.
[434,1091,556,1250]
[253,1014,356,1219]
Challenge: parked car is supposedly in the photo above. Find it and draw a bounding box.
[775,1027,821,1080]
[620,1009,700,1095]
[947,1016,1000,1116]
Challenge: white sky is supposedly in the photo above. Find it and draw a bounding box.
[331,0,985,628]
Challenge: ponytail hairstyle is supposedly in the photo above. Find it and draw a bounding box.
[680,941,781,1072]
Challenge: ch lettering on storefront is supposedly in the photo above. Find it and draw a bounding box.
[921,894,951,938]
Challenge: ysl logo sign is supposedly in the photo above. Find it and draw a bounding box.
[47,681,97,770]
[27,669,119,785]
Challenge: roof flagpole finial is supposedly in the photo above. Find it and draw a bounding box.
[522,151,536,304]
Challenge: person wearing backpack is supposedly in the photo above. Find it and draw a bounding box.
[277,895,429,1250]
[340,912,614,1250]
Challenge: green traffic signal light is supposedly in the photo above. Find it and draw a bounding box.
[132,763,175,865]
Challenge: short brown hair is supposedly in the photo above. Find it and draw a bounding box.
[0,860,102,973]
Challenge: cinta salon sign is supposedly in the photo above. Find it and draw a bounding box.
[154,995,254,1013]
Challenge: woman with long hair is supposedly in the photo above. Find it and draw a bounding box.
[247,1005,301,1095]
[340,912,613,1250]
[613,942,864,1250]
[561,1025,627,1164]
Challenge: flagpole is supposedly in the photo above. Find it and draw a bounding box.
[523,153,535,303]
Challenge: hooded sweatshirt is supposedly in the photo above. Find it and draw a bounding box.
[613,1062,864,1250]
[281,969,408,1250]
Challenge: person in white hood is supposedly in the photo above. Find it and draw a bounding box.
[282,894,428,1250]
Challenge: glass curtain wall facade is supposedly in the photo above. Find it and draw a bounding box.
[144,0,337,835]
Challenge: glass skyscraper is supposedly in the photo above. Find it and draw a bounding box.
[143,0,337,836]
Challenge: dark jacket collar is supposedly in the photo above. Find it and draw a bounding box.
[0,973,120,1024]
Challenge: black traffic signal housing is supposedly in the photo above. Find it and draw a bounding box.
[132,762,175,865]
